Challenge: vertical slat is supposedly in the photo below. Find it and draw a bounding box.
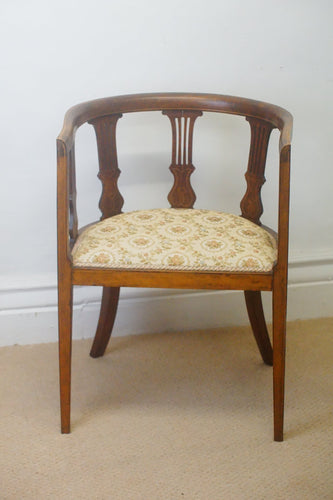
[240,117,274,225]
[187,115,196,165]
[183,117,188,165]
[89,114,124,219]
[177,117,182,165]
[162,109,202,208]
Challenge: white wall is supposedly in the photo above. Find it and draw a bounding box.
[1,0,332,345]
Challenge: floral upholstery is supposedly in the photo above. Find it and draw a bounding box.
[72,208,277,272]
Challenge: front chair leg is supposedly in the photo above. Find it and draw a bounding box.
[244,290,273,366]
[90,287,120,358]
[58,280,73,434]
[272,277,288,441]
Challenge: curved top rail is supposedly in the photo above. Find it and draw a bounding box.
[58,93,292,151]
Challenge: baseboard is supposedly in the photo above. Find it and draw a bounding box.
[0,253,332,346]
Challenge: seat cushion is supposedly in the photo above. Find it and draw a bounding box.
[72,208,277,272]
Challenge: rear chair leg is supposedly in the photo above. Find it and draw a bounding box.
[58,280,73,434]
[244,290,273,366]
[90,287,120,358]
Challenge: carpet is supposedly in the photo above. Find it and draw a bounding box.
[1,318,332,499]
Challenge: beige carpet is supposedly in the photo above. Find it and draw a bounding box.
[1,318,332,499]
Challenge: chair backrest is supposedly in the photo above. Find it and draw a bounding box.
[57,93,292,247]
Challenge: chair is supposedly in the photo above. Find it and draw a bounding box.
[57,93,292,440]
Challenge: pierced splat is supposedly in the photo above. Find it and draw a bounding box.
[163,110,202,208]
[89,114,124,219]
[240,117,274,225]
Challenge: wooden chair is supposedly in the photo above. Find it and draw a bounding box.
[57,93,292,440]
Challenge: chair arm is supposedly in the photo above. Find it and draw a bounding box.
[276,144,291,275]
[57,139,78,266]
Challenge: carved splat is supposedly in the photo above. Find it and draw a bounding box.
[240,117,274,225]
[163,110,202,208]
[89,114,124,219]
[68,146,78,246]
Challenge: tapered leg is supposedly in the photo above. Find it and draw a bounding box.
[58,279,73,434]
[244,290,273,366]
[272,277,288,441]
[90,287,120,358]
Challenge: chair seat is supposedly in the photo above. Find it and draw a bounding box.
[72,209,277,273]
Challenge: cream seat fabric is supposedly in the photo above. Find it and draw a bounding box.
[72,208,277,273]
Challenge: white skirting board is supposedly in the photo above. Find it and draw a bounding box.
[0,254,332,346]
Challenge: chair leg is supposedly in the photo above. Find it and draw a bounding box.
[244,290,273,366]
[58,279,73,434]
[90,287,120,358]
[272,278,287,442]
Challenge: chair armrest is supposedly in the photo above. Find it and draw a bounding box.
[276,144,291,275]
[276,110,292,273]
[57,138,78,267]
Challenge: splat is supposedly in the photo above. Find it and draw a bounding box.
[240,117,274,225]
[162,110,202,208]
[89,114,124,219]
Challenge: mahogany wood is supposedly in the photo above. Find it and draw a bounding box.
[90,287,120,358]
[240,118,274,225]
[162,110,202,208]
[72,268,273,290]
[89,114,124,219]
[57,93,292,440]
[272,274,287,441]
[57,140,74,433]
[68,147,78,246]
[244,290,273,365]
[272,144,291,441]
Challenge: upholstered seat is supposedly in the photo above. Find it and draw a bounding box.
[72,208,277,272]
